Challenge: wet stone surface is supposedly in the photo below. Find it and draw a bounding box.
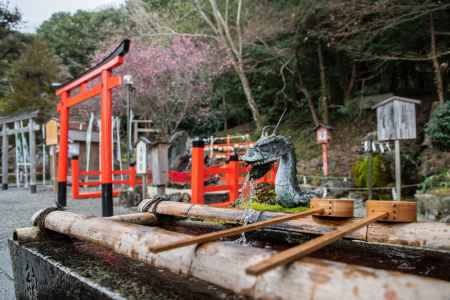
[10,238,245,300]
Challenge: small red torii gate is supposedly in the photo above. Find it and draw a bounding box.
[55,40,130,216]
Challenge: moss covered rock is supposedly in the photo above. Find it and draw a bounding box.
[351,154,391,188]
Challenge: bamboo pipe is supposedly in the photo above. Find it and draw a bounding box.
[13,212,156,242]
[139,200,450,251]
[106,212,157,225]
[246,212,388,275]
[13,226,42,242]
[150,208,324,253]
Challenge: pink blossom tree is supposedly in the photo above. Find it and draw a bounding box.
[94,36,230,138]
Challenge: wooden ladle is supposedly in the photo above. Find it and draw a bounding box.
[246,199,416,276]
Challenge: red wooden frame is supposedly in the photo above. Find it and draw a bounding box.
[191,140,276,207]
[56,40,130,216]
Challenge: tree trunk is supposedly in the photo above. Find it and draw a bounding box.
[344,63,356,104]
[233,62,263,131]
[302,87,320,127]
[295,49,321,127]
[430,14,445,103]
[317,42,329,124]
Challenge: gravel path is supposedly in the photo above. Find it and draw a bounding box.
[0,186,133,300]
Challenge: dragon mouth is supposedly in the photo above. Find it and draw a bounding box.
[247,159,276,180]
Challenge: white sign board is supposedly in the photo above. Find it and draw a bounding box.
[373,97,420,141]
[136,141,147,174]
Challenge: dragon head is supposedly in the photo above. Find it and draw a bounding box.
[242,135,292,179]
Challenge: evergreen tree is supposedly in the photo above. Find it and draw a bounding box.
[0,39,67,118]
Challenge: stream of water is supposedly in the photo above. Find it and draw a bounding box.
[234,175,256,245]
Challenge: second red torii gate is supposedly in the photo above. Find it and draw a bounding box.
[55,40,130,217]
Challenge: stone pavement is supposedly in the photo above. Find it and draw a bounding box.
[0,186,133,300]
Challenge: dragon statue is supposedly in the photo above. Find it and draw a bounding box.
[241,134,317,207]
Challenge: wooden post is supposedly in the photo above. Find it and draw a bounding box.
[71,157,80,198]
[29,118,37,193]
[225,154,240,203]
[2,124,8,190]
[50,146,57,192]
[367,137,373,199]
[191,139,205,204]
[394,139,401,200]
[321,143,329,176]
[368,152,373,199]
[100,69,114,217]
[14,122,20,188]
[57,96,69,207]
[151,142,169,196]
[42,126,46,186]
[128,163,137,189]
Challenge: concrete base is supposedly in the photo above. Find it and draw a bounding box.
[415,193,450,223]
[8,239,241,300]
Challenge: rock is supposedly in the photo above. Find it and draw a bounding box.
[418,148,450,177]
[168,192,191,203]
[119,190,142,207]
[322,178,353,198]
[348,192,366,217]
[169,131,191,170]
[415,192,450,223]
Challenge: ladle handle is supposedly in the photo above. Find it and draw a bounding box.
[246,211,389,276]
[150,207,324,253]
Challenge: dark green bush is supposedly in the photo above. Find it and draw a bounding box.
[425,102,450,150]
[420,169,450,193]
[351,154,391,188]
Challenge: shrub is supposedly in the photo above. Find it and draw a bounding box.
[351,154,391,188]
[420,169,450,193]
[425,102,450,150]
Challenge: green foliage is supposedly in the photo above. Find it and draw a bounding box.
[420,169,450,193]
[425,102,450,150]
[249,202,309,213]
[37,8,126,76]
[0,1,20,36]
[0,39,66,118]
[352,154,391,188]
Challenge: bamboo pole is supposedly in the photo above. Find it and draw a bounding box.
[150,208,324,253]
[106,212,157,225]
[13,226,42,242]
[2,123,8,190]
[246,212,388,276]
[22,209,450,300]
[141,201,450,251]
[29,118,37,193]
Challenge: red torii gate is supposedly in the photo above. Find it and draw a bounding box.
[55,40,130,216]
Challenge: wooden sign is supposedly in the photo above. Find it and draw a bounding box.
[151,142,169,186]
[136,139,149,175]
[45,119,58,145]
[373,96,420,141]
